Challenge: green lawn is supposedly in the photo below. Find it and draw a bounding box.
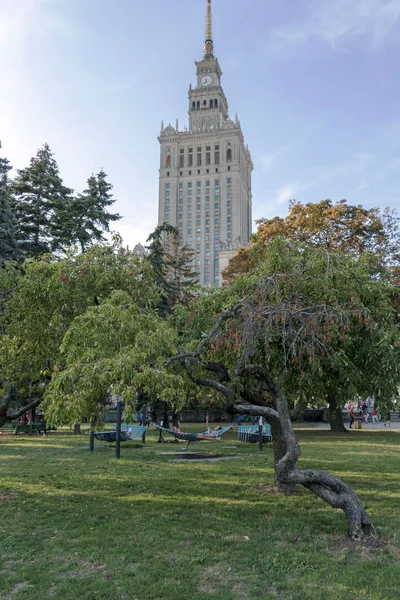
[0,427,399,600]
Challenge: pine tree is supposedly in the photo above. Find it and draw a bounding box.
[164,230,197,306]
[0,157,19,262]
[146,223,197,315]
[69,169,121,253]
[12,144,73,258]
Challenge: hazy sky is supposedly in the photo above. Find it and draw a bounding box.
[1,0,400,247]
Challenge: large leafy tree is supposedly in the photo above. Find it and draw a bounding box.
[224,199,400,285]
[0,242,159,426]
[52,169,121,253]
[0,157,19,262]
[12,144,73,258]
[224,200,400,430]
[168,240,400,539]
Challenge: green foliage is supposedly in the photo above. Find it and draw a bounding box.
[0,243,159,409]
[11,144,73,258]
[52,169,121,253]
[146,223,197,315]
[43,290,187,425]
[176,239,400,411]
[0,157,19,262]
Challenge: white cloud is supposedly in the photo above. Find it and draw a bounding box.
[274,184,296,206]
[267,0,400,55]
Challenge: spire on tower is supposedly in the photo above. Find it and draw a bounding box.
[203,0,214,59]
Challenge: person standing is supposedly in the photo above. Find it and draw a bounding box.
[349,406,355,429]
[372,407,379,424]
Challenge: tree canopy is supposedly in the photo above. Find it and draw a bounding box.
[0,242,159,426]
[0,157,19,262]
[224,199,400,286]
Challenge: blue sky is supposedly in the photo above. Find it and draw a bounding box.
[1,0,400,247]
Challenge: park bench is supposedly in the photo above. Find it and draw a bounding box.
[0,422,56,435]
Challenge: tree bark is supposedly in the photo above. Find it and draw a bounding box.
[270,420,297,493]
[328,395,347,433]
[270,378,374,542]
[74,423,81,435]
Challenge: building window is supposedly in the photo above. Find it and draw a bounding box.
[179,148,184,168]
[228,166,231,171]
[167,172,170,177]
[215,99,218,108]
[227,193,232,199]
[197,181,201,188]
[189,170,192,175]
[188,182,192,189]
[197,147,202,166]
[227,148,232,162]
[188,148,193,167]
[214,202,219,208]
[209,99,213,108]
[227,209,232,215]
[214,144,220,165]
[188,229,192,234]
[205,227,210,233]
[165,183,170,189]
[227,225,232,231]
[196,236,201,242]
[192,101,196,110]
[227,178,231,184]
[206,146,211,165]
[166,153,171,168]
[196,244,201,250]
[206,180,210,188]
[227,201,232,207]
[227,217,232,223]
[197,101,200,110]
[188,236,192,242]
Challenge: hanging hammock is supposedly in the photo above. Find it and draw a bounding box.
[238,420,272,443]
[94,424,147,443]
[141,414,246,443]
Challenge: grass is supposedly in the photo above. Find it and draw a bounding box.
[0,426,399,600]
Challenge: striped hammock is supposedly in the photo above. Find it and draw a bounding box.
[142,414,246,442]
[94,425,147,443]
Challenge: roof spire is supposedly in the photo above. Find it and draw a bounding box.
[204,0,214,59]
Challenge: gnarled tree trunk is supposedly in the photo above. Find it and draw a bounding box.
[236,383,374,543]
[272,380,374,542]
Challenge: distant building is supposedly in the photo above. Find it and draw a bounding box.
[158,0,253,287]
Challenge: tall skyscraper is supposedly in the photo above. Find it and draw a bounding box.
[158,0,253,287]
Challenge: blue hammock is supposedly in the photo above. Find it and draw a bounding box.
[238,424,272,443]
[94,425,147,443]
[141,414,246,443]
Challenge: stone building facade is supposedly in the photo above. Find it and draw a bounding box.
[158,0,253,287]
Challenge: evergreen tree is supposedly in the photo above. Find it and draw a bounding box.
[146,223,197,315]
[0,158,19,262]
[70,169,121,253]
[12,144,73,258]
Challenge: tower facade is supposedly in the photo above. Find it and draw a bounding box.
[158,0,253,287]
